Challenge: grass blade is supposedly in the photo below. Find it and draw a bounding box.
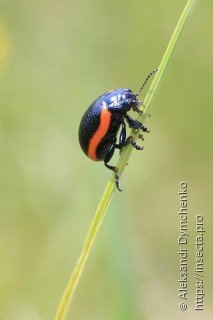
[54,1,198,318]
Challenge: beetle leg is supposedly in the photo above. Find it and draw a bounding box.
[125,114,149,133]
[122,136,143,150]
[104,138,122,191]
[132,104,143,113]
[115,121,126,152]
[117,121,143,151]
[105,162,121,191]
[138,133,144,141]
[118,121,126,147]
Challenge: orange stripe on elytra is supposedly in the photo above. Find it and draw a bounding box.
[88,106,111,161]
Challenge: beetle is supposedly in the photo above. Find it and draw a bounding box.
[78,68,158,191]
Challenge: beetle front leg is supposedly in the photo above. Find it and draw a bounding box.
[125,114,149,133]
[132,106,142,114]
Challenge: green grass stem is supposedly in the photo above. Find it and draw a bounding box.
[54,1,198,318]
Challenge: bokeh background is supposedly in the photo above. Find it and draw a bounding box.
[0,1,212,319]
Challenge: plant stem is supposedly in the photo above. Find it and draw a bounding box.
[54,1,198,319]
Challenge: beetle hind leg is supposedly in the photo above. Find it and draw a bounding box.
[104,138,122,191]
[104,162,122,191]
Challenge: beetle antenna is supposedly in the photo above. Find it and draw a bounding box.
[135,68,158,96]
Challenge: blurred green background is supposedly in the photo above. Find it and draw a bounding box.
[0,1,212,319]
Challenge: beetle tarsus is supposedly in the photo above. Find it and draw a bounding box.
[130,139,143,150]
[104,162,122,191]
[138,133,144,141]
[122,136,143,150]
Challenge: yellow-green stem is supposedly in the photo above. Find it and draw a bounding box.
[54,1,198,319]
